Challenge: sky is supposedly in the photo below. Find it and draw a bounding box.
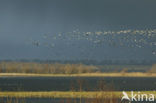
[0,0,156,61]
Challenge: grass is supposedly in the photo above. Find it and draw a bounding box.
[0,91,120,103]
[0,91,156,98]
[0,72,156,77]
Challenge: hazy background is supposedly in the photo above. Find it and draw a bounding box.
[0,0,156,61]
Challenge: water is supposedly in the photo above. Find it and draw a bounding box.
[0,77,156,103]
[0,77,156,91]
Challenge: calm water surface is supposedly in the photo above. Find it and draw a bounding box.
[0,77,156,91]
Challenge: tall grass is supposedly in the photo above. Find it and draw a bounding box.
[0,97,25,103]
[63,79,119,103]
[0,79,120,103]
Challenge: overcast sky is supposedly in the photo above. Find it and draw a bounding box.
[0,0,156,60]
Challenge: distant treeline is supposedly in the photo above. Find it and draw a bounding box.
[148,64,156,73]
[0,62,98,74]
[0,62,155,74]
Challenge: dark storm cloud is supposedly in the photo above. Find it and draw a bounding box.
[0,0,156,60]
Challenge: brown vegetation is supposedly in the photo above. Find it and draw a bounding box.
[0,62,98,74]
[0,79,119,103]
[0,62,154,77]
[148,64,156,73]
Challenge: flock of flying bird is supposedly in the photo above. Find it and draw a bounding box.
[30,28,156,56]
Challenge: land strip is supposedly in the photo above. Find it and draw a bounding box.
[0,73,156,77]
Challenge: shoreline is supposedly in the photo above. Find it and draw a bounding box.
[0,72,156,77]
[0,91,155,98]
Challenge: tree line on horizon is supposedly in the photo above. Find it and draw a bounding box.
[0,62,98,74]
[0,62,155,74]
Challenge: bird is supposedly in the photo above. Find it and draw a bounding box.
[32,41,40,47]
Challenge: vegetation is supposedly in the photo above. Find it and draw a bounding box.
[0,91,119,103]
[148,64,156,73]
[0,76,155,103]
[0,79,118,103]
[0,91,155,98]
[1,72,156,77]
[97,65,152,73]
[0,62,98,74]
[0,62,154,75]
